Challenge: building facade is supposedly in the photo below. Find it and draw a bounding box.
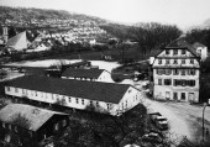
[152,41,200,102]
[5,76,142,116]
[193,42,208,61]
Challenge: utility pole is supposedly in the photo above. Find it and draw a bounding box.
[202,102,208,142]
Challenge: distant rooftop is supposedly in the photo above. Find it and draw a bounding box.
[0,104,67,131]
[62,68,105,79]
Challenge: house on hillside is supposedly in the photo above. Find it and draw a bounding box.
[6,31,30,52]
[192,42,208,61]
[0,104,69,146]
[5,75,142,116]
[61,68,113,83]
[152,40,200,102]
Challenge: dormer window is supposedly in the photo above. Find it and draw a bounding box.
[173,50,178,55]
[165,50,170,55]
[182,49,186,55]
[158,59,162,64]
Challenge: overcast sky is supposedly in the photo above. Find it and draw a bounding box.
[1,0,210,29]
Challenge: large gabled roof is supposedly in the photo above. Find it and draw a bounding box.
[6,75,131,104]
[165,39,200,58]
[6,31,28,50]
[62,68,105,79]
[0,104,67,131]
[154,38,200,58]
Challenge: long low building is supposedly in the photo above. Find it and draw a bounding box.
[5,76,142,116]
[61,68,113,83]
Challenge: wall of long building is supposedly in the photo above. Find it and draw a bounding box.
[4,86,141,116]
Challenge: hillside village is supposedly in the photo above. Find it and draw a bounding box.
[0,6,210,147]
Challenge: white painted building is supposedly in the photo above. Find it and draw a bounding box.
[5,76,143,116]
[193,42,208,61]
[61,68,113,83]
[152,40,200,102]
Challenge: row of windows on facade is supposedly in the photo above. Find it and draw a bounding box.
[158,79,196,86]
[6,87,113,110]
[165,49,186,55]
[156,69,196,75]
[165,91,192,100]
[158,58,194,65]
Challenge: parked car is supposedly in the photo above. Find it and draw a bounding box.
[141,132,163,143]
[149,112,169,131]
[156,116,169,130]
[149,112,161,122]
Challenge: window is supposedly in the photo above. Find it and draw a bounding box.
[107,103,110,110]
[35,91,38,96]
[158,79,162,85]
[173,69,179,75]
[164,79,171,85]
[173,92,178,100]
[181,70,185,75]
[165,69,171,75]
[54,123,59,131]
[173,59,178,64]
[157,69,163,75]
[15,88,18,93]
[158,59,162,64]
[190,59,194,64]
[181,59,185,64]
[62,120,67,127]
[181,93,186,100]
[6,87,10,91]
[166,59,170,64]
[90,100,93,106]
[82,99,84,105]
[76,98,79,104]
[188,69,195,75]
[165,50,170,55]
[182,50,186,55]
[68,97,71,102]
[173,50,178,55]
[96,101,99,107]
[189,80,195,87]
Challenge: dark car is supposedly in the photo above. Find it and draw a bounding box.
[141,132,163,143]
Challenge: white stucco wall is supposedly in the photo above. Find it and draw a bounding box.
[152,48,200,102]
[117,87,143,115]
[5,86,120,116]
[97,71,113,83]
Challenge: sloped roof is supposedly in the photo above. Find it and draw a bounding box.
[0,104,67,131]
[193,42,207,48]
[165,39,200,58]
[7,75,131,104]
[62,68,105,79]
[6,31,28,50]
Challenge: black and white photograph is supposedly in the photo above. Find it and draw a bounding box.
[0,0,209,147]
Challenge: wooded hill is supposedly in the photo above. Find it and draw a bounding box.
[0,6,107,24]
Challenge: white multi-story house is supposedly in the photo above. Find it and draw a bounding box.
[152,40,200,102]
[61,68,113,83]
[193,42,208,61]
[5,75,143,116]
